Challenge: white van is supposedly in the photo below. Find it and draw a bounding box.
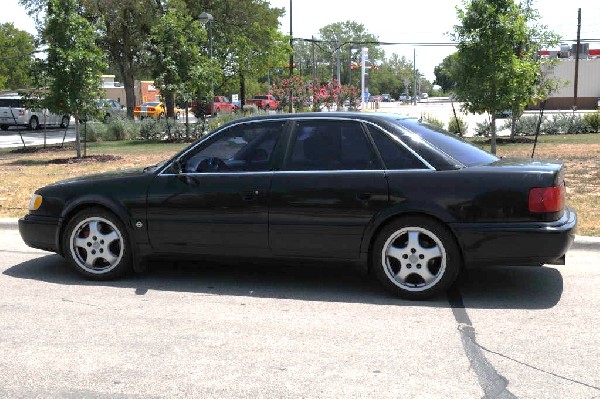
[0,93,70,131]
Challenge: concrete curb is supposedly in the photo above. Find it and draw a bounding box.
[0,218,597,251]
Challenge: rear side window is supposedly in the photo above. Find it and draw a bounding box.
[286,120,380,171]
[395,119,498,167]
[367,125,428,170]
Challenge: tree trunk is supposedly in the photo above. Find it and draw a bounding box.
[121,65,136,119]
[490,114,497,155]
[74,117,81,159]
[240,73,246,107]
[510,113,517,140]
[165,91,175,119]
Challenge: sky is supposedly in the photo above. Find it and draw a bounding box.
[1,0,599,81]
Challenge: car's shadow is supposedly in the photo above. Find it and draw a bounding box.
[3,254,563,309]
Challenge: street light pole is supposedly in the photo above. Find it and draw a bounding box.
[199,12,214,116]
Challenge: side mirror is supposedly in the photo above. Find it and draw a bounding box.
[172,159,183,174]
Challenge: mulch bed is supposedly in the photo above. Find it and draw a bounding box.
[48,154,122,164]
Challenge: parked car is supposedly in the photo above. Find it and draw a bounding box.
[18,113,576,300]
[0,93,70,131]
[246,95,280,110]
[381,94,392,102]
[398,93,410,102]
[96,99,126,123]
[133,102,182,120]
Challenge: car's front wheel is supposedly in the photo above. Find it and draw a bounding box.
[63,208,132,280]
[372,216,461,300]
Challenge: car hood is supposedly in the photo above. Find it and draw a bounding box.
[48,167,149,186]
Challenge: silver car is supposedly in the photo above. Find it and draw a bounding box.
[0,93,70,131]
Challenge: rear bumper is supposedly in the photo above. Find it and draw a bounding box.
[451,207,577,268]
[18,214,62,253]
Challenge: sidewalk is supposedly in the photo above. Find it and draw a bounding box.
[1,218,597,251]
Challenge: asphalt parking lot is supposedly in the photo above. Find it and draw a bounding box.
[0,221,599,398]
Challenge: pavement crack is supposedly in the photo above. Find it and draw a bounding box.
[473,341,600,391]
[447,285,517,399]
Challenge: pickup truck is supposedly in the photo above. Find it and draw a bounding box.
[246,95,280,110]
[194,96,238,116]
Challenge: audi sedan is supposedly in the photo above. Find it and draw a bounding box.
[18,113,576,300]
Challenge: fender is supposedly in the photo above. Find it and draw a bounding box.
[57,194,146,272]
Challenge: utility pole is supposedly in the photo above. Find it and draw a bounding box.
[361,47,367,111]
[413,48,417,105]
[312,36,317,84]
[573,8,581,111]
[288,0,293,113]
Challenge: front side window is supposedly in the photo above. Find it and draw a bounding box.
[181,121,286,173]
[285,120,380,171]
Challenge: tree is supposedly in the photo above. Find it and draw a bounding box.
[433,53,459,93]
[451,0,558,154]
[148,0,214,119]
[182,0,289,105]
[43,0,107,158]
[0,23,35,90]
[21,0,161,118]
[318,21,383,86]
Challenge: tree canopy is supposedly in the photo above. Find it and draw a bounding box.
[451,0,558,153]
[43,0,107,158]
[0,23,35,90]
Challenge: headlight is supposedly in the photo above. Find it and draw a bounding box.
[28,194,43,211]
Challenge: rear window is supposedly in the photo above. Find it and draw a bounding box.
[0,99,25,108]
[393,118,498,167]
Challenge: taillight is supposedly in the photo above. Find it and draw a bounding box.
[19,110,25,116]
[148,107,155,111]
[529,183,565,213]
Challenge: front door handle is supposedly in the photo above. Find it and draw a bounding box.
[241,189,260,201]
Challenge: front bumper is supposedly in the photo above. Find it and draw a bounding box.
[451,207,577,268]
[18,214,62,253]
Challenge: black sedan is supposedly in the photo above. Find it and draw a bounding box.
[18,113,576,300]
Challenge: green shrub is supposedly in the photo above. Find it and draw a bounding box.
[448,115,468,136]
[242,104,259,115]
[502,115,542,135]
[139,118,165,140]
[474,120,492,137]
[542,113,589,134]
[583,111,600,133]
[80,122,109,142]
[107,116,139,140]
[421,114,444,130]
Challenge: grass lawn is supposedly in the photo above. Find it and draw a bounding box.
[1,133,598,236]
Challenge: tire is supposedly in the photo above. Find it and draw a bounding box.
[60,115,70,128]
[371,216,461,300]
[158,112,165,120]
[28,116,39,130]
[103,114,111,124]
[0,125,8,131]
[62,208,132,280]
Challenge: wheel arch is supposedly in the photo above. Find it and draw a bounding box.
[57,197,134,257]
[362,210,464,275]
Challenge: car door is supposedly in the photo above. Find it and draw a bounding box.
[269,119,389,259]
[146,120,288,257]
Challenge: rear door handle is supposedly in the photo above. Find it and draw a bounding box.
[356,192,372,201]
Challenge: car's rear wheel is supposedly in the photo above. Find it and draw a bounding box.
[28,116,39,130]
[0,125,8,131]
[60,115,70,128]
[103,114,111,124]
[63,208,132,280]
[372,216,460,300]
